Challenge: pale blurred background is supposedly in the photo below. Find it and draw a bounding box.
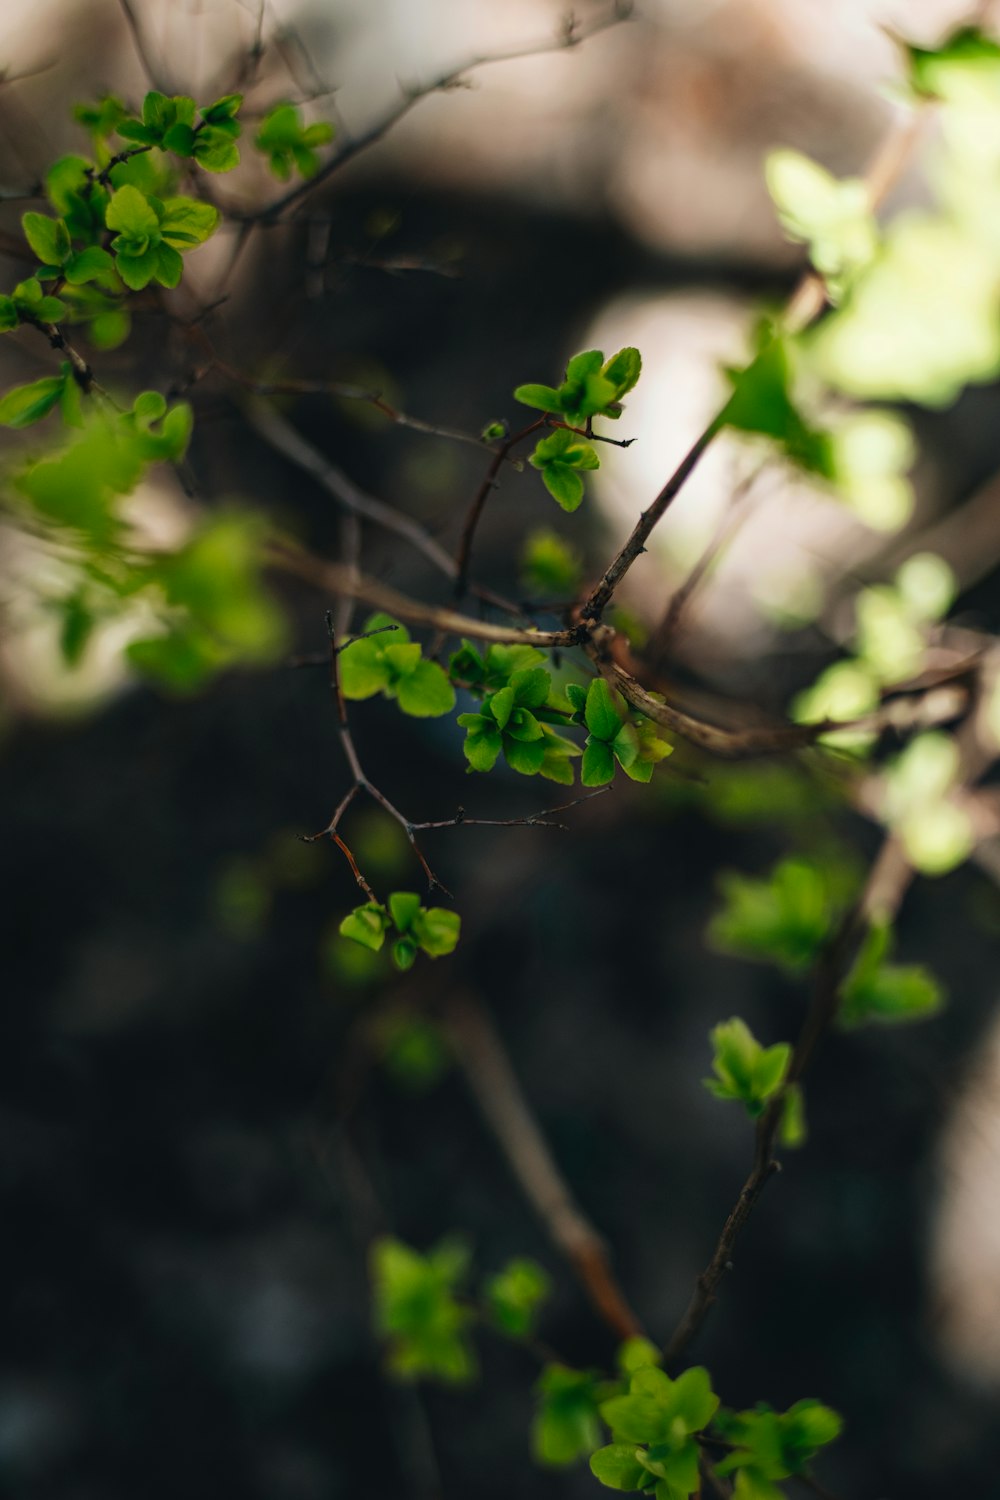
[3,3,1000,1497]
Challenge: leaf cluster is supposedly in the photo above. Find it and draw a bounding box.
[339,614,455,717]
[339,891,461,970]
[117,89,243,172]
[565,678,672,787]
[254,102,335,180]
[453,641,579,782]
[714,1400,843,1499]
[371,1237,476,1383]
[591,1364,719,1497]
[515,348,641,510]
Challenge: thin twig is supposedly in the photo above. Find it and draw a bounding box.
[446,989,647,1342]
[454,417,546,599]
[229,369,491,450]
[409,788,609,832]
[248,400,522,618]
[304,619,449,895]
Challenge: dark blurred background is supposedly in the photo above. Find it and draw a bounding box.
[4,1,1000,1496]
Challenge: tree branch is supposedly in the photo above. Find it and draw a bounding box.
[581,108,930,623]
[249,2,635,224]
[268,540,580,648]
[247,399,525,618]
[446,989,647,1343]
[454,417,545,599]
[663,835,914,1366]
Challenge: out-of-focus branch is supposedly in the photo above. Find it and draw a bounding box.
[117,0,172,93]
[249,2,635,224]
[247,400,526,619]
[664,835,915,1366]
[446,989,647,1343]
[269,540,579,647]
[582,108,930,622]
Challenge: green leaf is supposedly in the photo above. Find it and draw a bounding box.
[538,730,579,785]
[513,381,565,413]
[141,90,172,132]
[371,1236,476,1384]
[618,1338,662,1375]
[412,906,461,959]
[34,296,68,321]
[603,346,642,396]
[0,375,67,429]
[541,462,585,511]
[301,121,335,148]
[590,1444,650,1491]
[765,149,876,295]
[488,684,516,730]
[533,1364,603,1467]
[106,183,160,238]
[193,129,241,172]
[458,713,503,772]
[812,216,1000,408]
[483,1257,551,1337]
[0,295,18,332]
[395,658,455,717]
[839,922,944,1028]
[73,96,127,140]
[201,92,244,124]
[339,636,391,698]
[116,119,159,145]
[160,196,220,246]
[722,333,833,477]
[393,936,418,970]
[114,247,160,290]
[88,306,131,349]
[906,25,1000,99]
[133,390,168,426]
[520,528,582,594]
[601,1365,719,1446]
[585,676,624,741]
[59,371,84,428]
[339,902,388,952]
[388,890,421,933]
[252,103,331,178]
[63,245,115,285]
[509,666,551,710]
[127,631,224,689]
[529,428,600,510]
[162,121,196,155]
[153,242,184,288]
[612,725,641,771]
[565,349,604,385]
[779,1083,807,1149]
[504,734,547,775]
[582,737,616,786]
[709,858,839,972]
[21,211,71,266]
[716,1398,842,1483]
[255,103,303,148]
[13,277,42,307]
